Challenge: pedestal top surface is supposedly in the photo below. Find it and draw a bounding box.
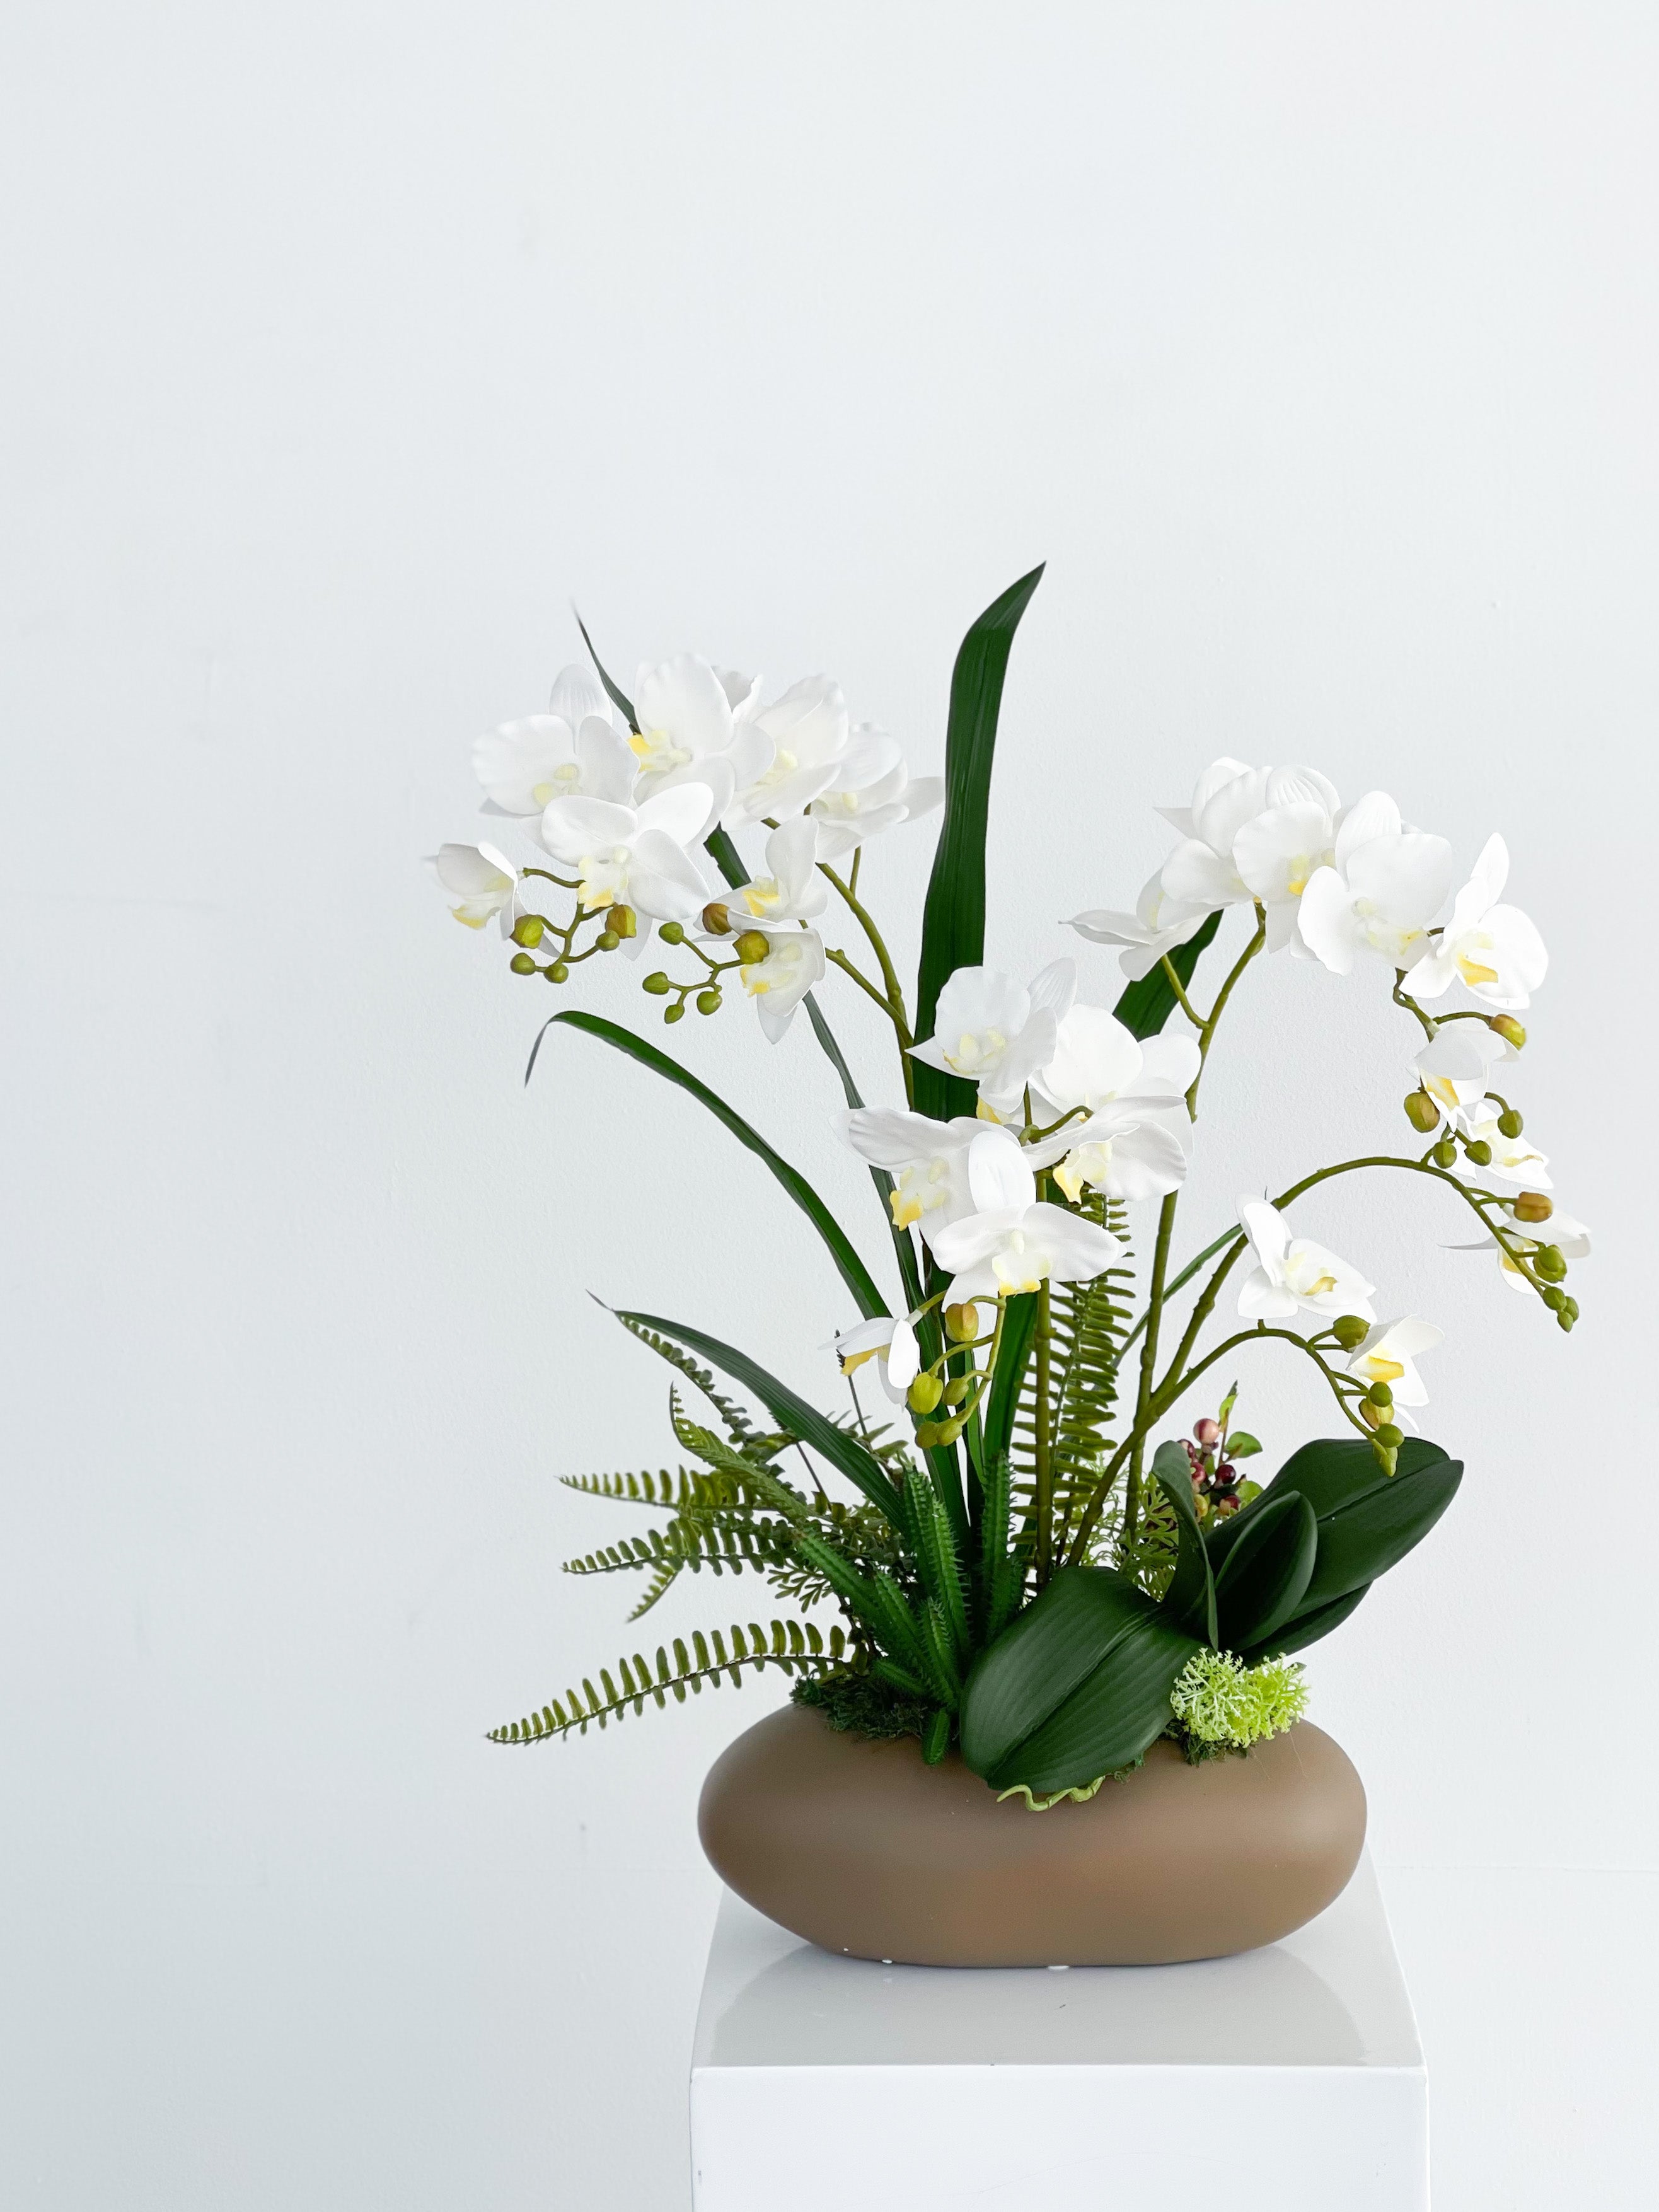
[692,1852,1421,2072]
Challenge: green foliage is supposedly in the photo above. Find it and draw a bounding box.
[488,1618,848,1744]
[1113,910,1222,1040]
[1168,1650,1309,1749]
[533,1011,887,1319]
[913,565,1046,1122]
[792,1669,933,1742]
[613,1312,766,1446]
[1152,1441,1219,1647]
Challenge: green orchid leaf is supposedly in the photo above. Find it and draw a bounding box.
[960,1564,1198,1794]
[616,1309,905,1527]
[1113,910,1221,1042]
[1211,1490,1317,1652]
[1239,1581,1372,1665]
[574,609,639,731]
[1153,1440,1218,1647]
[538,1011,887,1321]
[913,565,1045,1122]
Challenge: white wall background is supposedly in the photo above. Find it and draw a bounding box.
[3,4,1655,2206]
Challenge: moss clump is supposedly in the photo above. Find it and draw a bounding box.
[1168,1650,1309,1753]
[792,1669,933,1742]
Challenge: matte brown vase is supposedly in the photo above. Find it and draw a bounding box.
[698,1705,1366,1966]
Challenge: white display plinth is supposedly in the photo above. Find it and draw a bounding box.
[690,1853,1426,2211]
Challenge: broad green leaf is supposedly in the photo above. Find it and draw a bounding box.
[616,1309,905,1527]
[1153,1440,1217,1647]
[537,1011,887,1321]
[1212,1490,1317,1652]
[991,1603,1199,1795]
[1240,1581,1371,1665]
[1114,910,1221,1041]
[912,565,1045,1121]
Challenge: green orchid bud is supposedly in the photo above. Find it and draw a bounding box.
[511,915,545,949]
[1533,1244,1568,1283]
[908,1372,943,1415]
[546,961,569,984]
[937,1418,966,1445]
[1556,1306,1576,1333]
[1539,1283,1566,1311]
[913,1422,942,1449]
[944,1302,980,1343]
[664,1002,686,1024]
[1366,1380,1394,1410]
[1464,1139,1493,1167]
[942,1377,969,1408]
[695,988,722,1014]
[1561,1295,1580,1323]
[611,905,637,939]
[659,920,686,946]
[1514,1191,1552,1224]
[1373,1422,1405,1451]
[1496,1108,1523,1139]
[1433,1138,1457,1169]
[1403,1091,1440,1133]
[642,971,671,995]
[1372,1440,1399,1478]
[597,929,620,951]
[509,952,536,975]
[734,929,770,964]
[1331,1314,1370,1350]
[1490,1015,1527,1049]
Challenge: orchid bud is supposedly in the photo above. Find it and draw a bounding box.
[509,953,536,975]
[642,971,671,995]
[945,1302,980,1343]
[938,1418,966,1445]
[913,1421,942,1449]
[734,930,770,964]
[1403,1091,1439,1133]
[546,961,569,984]
[1433,1138,1457,1169]
[908,1372,943,1415]
[611,905,637,939]
[1556,1307,1576,1333]
[1366,1381,1393,1410]
[659,920,686,945]
[1490,1015,1527,1049]
[1331,1314,1370,1350]
[1540,1283,1566,1311]
[664,1002,686,1024]
[1359,1398,1382,1430]
[1514,1191,1552,1224]
[1533,1244,1567,1282]
[1372,1440,1399,1478]
[1464,1139,1493,1166]
[1373,1422,1404,1451]
[511,915,545,949]
[1194,1418,1220,1447]
[942,1377,969,1408]
[1561,1295,1580,1323]
[701,903,732,937]
[1496,1108,1523,1139]
[695,988,722,1015]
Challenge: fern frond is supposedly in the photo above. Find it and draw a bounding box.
[614,1312,763,1443]
[560,1467,718,1511]
[487,1618,848,1744]
[562,1519,795,1582]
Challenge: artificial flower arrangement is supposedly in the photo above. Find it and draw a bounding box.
[436,568,1575,1810]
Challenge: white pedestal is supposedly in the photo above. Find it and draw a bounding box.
[689,1853,1427,2211]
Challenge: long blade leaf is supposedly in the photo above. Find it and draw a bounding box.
[1114,911,1221,1041]
[913,565,1045,1120]
[616,1309,905,1526]
[540,1010,887,1319]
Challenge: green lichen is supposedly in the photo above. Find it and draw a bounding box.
[1169,1650,1309,1751]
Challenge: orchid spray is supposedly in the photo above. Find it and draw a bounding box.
[437,570,1578,1797]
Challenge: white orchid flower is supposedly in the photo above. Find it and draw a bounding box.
[909,959,1077,1120]
[538,782,717,922]
[1457,1098,1551,1190]
[1034,1004,1199,1119]
[836,1108,983,1236]
[1345,1316,1443,1408]
[1066,872,1209,982]
[736,924,825,1041]
[723,818,828,925]
[629,656,770,806]
[1230,770,1345,953]
[1409,835,1547,1010]
[1296,792,1456,975]
[470,667,633,814]
[830,1314,921,1403]
[1021,1003,1197,1200]
[1157,758,1275,909]
[1451,1205,1590,1292]
[809,723,944,860]
[1025,1108,1191,1204]
[1411,1025,1514,1131]
[1236,1196,1377,1325]
[432,841,518,930]
[927,1128,1126,1303]
[727,676,850,826]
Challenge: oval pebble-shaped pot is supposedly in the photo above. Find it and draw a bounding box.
[698,1705,1366,1966]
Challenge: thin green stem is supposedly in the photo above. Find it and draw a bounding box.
[819,863,911,1032]
[1033,1277,1054,1584]
[826,947,914,1042]
[1159,953,1205,1030]
[1152,1327,1372,1435]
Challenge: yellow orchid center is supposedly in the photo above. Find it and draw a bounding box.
[629,727,690,773]
[1358,1353,1406,1384]
[1457,954,1500,987]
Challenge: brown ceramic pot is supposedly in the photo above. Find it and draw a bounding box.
[698,1705,1366,1966]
